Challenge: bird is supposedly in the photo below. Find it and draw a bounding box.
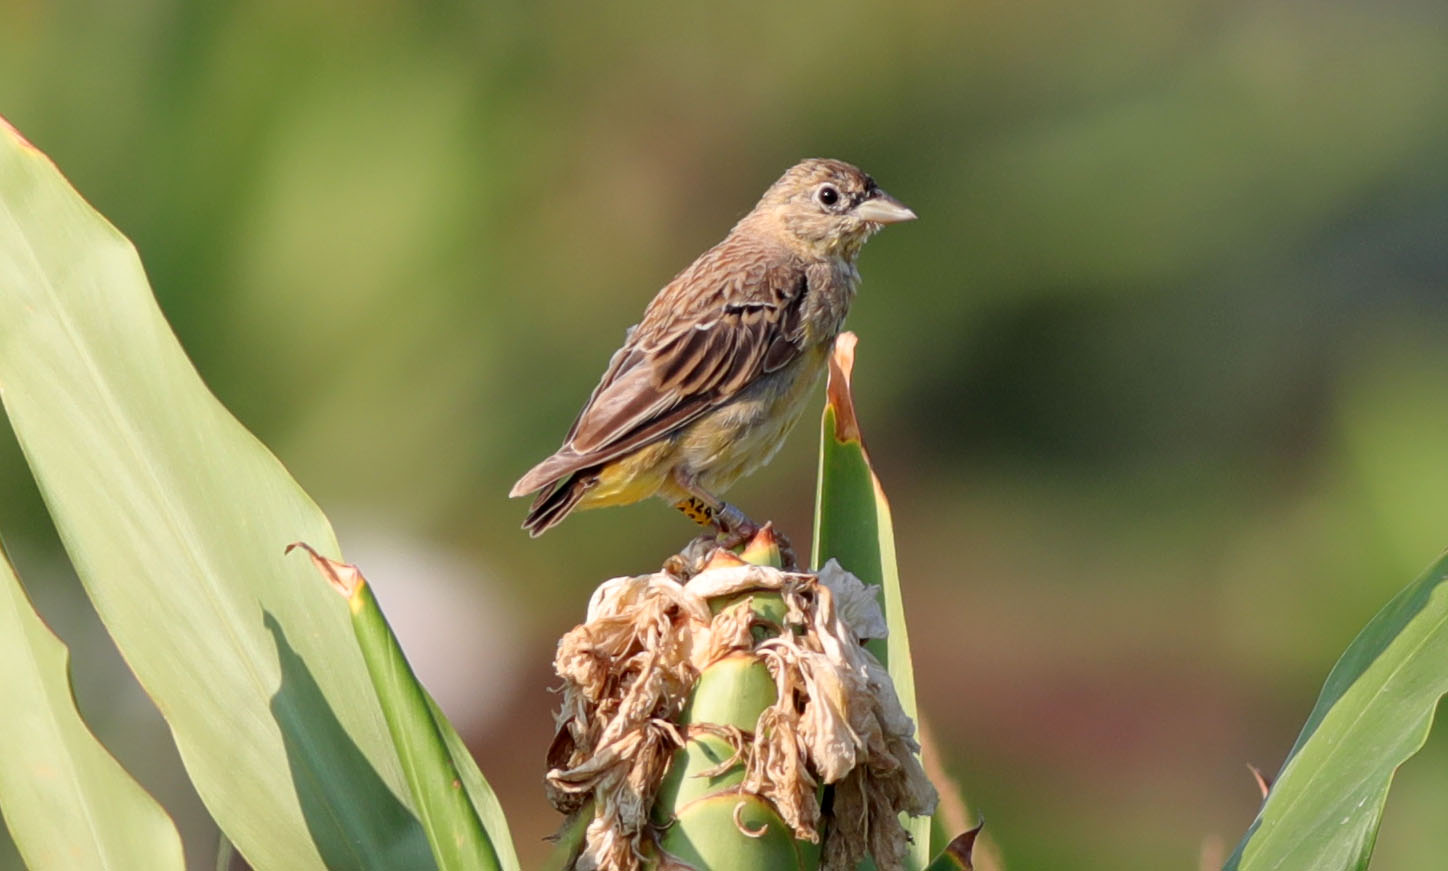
[510,158,915,559]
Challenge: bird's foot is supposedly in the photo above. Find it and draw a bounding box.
[716,512,798,571]
[662,533,722,579]
[712,514,759,553]
[670,494,797,571]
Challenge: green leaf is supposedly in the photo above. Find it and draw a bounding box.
[921,823,982,871]
[675,651,780,734]
[811,332,930,870]
[539,801,591,871]
[291,544,518,871]
[655,605,817,871]
[0,544,185,871]
[425,695,521,871]
[0,118,430,868]
[1226,551,1448,870]
[659,793,814,870]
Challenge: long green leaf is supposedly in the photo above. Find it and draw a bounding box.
[291,544,518,871]
[0,544,185,871]
[1226,551,1448,870]
[0,118,430,868]
[425,695,521,871]
[811,332,930,870]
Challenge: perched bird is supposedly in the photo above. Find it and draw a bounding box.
[510,158,915,555]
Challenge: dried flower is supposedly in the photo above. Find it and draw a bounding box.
[547,556,936,870]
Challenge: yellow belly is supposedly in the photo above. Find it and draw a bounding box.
[585,439,677,507]
[580,344,830,511]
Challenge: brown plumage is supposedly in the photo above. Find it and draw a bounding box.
[511,158,915,546]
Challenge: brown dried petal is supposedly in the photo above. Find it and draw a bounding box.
[815,559,887,641]
[684,562,791,600]
[705,597,760,663]
[821,769,870,871]
[742,704,821,842]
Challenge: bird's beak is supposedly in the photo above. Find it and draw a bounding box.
[853,192,917,224]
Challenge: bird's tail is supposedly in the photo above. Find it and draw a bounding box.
[522,472,598,537]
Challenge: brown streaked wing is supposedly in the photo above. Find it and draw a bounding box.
[536,239,810,480]
[561,331,642,445]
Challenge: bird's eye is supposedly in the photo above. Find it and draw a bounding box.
[816,184,840,207]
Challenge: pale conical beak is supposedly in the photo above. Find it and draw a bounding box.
[853,192,917,224]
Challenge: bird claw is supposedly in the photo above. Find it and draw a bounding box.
[714,519,760,553]
[772,529,799,571]
[663,525,799,577]
[662,534,723,579]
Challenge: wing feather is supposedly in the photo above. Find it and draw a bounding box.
[511,234,813,494]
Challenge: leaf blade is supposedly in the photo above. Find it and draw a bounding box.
[1227,552,1448,870]
[292,544,518,871]
[0,544,185,871]
[0,117,430,869]
[811,332,931,870]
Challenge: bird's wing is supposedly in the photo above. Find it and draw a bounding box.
[511,238,810,495]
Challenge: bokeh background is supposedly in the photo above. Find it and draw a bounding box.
[3,0,1447,868]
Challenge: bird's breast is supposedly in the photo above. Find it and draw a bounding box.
[680,343,832,494]
[799,259,860,346]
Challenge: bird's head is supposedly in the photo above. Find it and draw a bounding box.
[748,158,916,261]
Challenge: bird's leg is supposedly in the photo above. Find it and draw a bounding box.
[671,472,758,542]
[674,496,717,528]
[671,471,796,569]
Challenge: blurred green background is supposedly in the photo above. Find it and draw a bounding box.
[2,0,1447,868]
